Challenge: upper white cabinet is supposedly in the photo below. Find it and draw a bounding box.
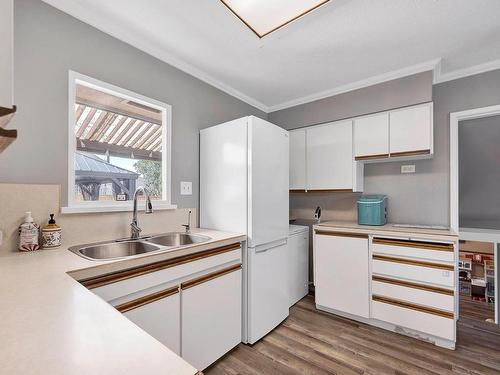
[306,120,356,191]
[288,102,433,193]
[389,103,433,157]
[354,113,389,160]
[289,129,306,190]
[0,0,13,108]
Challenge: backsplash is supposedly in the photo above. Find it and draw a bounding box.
[0,183,196,255]
[290,191,360,223]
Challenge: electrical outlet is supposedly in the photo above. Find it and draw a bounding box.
[180,181,192,195]
[401,165,416,174]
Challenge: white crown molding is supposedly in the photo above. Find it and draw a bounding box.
[41,0,270,113]
[40,1,500,115]
[269,57,500,112]
[267,59,442,112]
[434,58,500,84]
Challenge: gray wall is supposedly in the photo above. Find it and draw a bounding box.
[269,72,433,130]
[270,71,436,225]
[459,115,500,230]
[0,0,266,208]
[270,69,500,226]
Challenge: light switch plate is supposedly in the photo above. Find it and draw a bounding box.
[401,165,416,174]
[180,181,192,195]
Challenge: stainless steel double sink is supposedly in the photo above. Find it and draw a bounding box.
[69,232,211,261]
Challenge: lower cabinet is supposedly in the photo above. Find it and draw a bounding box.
[114,264,242,370]
[314,232,370,318]
[313,229,457,347]
[117,286,181,355]
[181,265,242,370]
[85,243,243,370]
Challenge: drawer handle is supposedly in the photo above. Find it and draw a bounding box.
[373,238,454,252]
[372,275,454,296]
[181,263,242,290]
[373,254,454,271]
[115,285,179,313]
[80,242,241,289]
[372,295,454,319]
[315,230,368,239]
[355,153,389,161]
[389,149,431,158]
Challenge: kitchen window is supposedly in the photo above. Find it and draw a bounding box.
[63,71,174,213]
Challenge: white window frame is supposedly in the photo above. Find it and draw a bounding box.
[62,71,176,214]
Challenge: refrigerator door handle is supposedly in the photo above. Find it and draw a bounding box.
[254,238,287,253]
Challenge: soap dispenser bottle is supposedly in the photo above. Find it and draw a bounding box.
[41,214,62,249]
[18,211,40,252]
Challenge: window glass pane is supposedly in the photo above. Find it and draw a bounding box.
[73,83,164,203]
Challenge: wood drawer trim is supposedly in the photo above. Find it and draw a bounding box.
[80,242,242,289]
[315,230,368,239]
[355,153,389,161]
[372,275,454,296]
[115,285,179,313]
[372,295,454,319]
[389,149,431,158]
[307,189,353,193]
[372,238,454,252]
[290,189,354,193]
[181,263,242,290]
[372,254,454,271]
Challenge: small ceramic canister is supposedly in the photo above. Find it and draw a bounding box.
[41,214,62,248]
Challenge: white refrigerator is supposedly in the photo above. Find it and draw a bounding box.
[200,116,289,344]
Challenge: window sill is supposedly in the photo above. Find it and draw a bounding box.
[61,201,178,214]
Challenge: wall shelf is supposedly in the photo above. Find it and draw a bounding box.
[0,105,17,153]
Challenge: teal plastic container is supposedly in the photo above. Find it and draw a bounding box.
[357,195,387,226]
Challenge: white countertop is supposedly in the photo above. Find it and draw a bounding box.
[0,228,246,375]
[315,220,458,240]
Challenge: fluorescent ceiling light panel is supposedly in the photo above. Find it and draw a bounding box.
[221,0,330,38]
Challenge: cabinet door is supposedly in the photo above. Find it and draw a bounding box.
[289,129,306,189]
[354,113,389,160]
[389,103,432,156]
[288,232,309,307]
[314,233,369,318]
[181,265,242,370]
[306,120,353,190]
[119,286,181,355]
[0,0,13,107]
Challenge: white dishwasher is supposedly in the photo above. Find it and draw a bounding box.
[288,225,310,307]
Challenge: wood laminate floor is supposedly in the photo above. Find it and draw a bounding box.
[460,296,495,323]
[206,296,500,375]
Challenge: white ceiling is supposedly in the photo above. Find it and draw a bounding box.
[43,0,500,112]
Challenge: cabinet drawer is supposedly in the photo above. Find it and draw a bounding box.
[372,238,454,262]
[85,243,242,302]
[372,296,454,340]
[372,276,454,312]
[372,255,454,287]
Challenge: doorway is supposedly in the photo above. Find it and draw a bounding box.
[450,105,500,327]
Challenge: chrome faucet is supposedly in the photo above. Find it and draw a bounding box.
[130,187,153,239]
[182,210,192,234]
[314,206,322,223]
